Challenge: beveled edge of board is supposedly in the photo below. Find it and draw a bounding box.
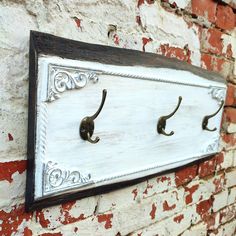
[31,30,225,85]
[25,30,225,212]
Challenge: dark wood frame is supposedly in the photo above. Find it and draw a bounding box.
[26,31,224,212]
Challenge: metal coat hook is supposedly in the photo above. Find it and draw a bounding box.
[202,100,224,132]
[80,89,107,143]
[157,96,182,136]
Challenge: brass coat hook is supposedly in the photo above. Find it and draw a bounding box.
[80,89,107,143]
[157,96,182,136]
[202,100,224,132]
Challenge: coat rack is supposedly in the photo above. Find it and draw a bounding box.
[26,31,227,211]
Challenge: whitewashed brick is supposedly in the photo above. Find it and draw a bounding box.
[181,222,207,236]
[168,0,191,9]
[216,151,234,171]
[213,190,228,212]
[222,33,236,59]
[0,172,25,208]
[157,189,185,220]
[130,204,201,236]
[184,174,225,207]
[142,173,176,198]
[225,169,236,188]
[139,1,201,66]
[97,183,145,213]
[228,187,236,205]
[35,195,99,229]
[208,219,236,236]
[233,151,236,167]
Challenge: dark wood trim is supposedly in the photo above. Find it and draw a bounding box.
[31,30,225,84]
[25,32,38,211]
[25,30,224,212]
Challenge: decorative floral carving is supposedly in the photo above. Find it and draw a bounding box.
[202,137,219,154]
[43,161,93,194]
[48,65,99,102]
[209,87,226,104]
[36,103,48,164]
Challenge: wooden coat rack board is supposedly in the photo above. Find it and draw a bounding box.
[26,31,226,211]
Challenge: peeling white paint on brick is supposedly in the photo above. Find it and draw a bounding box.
[139,1,201,65]
[208,219,236,236]
[222,30,236,59]
[0,172,25,208]
[228,187,236,205]
[181,222,207,236]
[226,123,236,134]
[225,169,236,188]
[213,190,228,212]
[168,0,191,9]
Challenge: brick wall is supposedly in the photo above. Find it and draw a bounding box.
[0,0,235,235]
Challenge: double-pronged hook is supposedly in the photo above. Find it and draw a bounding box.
[157,96,182,136]
[202,100,224,132]
[80,89,107,144]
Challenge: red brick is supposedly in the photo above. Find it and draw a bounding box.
[97,213,113,229]
[149,203,157,220]
[225,43,233,58]
[0,160,27,183]
[113,34,120,45]
[219,204,236,224]
[198,156,216,178]
[201,53,230,76]
[138,0,155,7]
[36,201,86,228]
[184,184,199,205]
[223,108,236,125]
[163,200,176,211]
[136,15,142,26]
[143,182,153,196]
[202,28,223,55]
[196,198,213,219]
[60,201,85,225]
[215,152,225,170]
[36,210,50,228]
[73,17,81,29]
[132,188,138,200]
[142,37,152,52]
[216,4,235,30]
[202,212,218,230]
[8,133,13,141]
[191,0,217,23]
[225,83,236,106]
[137,0,144,7]
[213,174,225,194]
[221,133,236,147]
[40,233,62,236]
[175,165,198,186]
[201,53,212,70]
[23,227,33,236]
[159,44,191,63]
[173,214,184,223]
[0,204,33,236]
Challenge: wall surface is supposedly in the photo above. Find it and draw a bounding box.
[0,0,236,235]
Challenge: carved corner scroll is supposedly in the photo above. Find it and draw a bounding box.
[40,65,100,196]
[43,161,93,195]
[209,86,226,105]
[202,137,220,154]
[47,65,100,102]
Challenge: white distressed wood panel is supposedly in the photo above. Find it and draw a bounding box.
[34,56,226,199]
